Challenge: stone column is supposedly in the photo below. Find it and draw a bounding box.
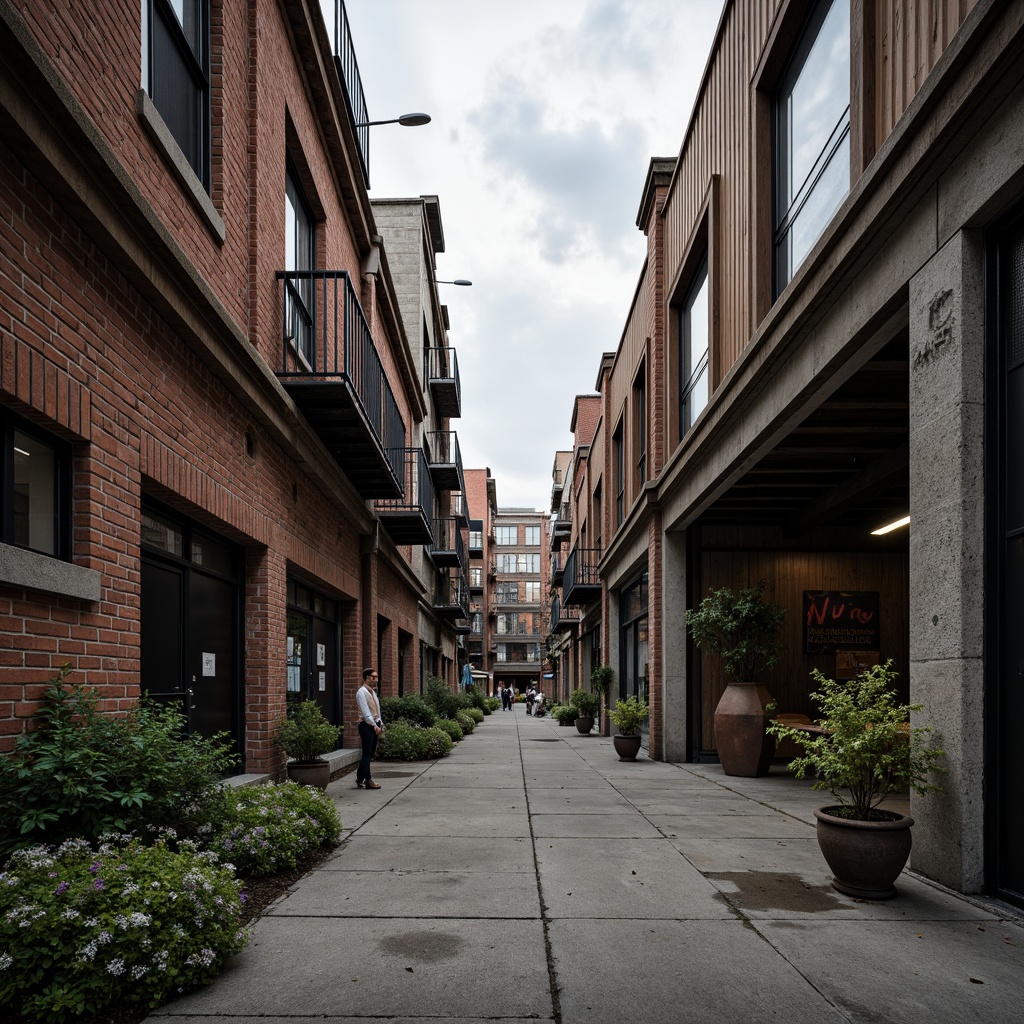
[662,529,688,762]
[907,229,985,892]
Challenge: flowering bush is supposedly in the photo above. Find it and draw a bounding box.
[201,782,341,877]
[454,710,476,734]
[0,835,247,1022]
[463,707,485,724]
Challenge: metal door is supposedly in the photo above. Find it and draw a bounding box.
[140,558,186,721]
[189,571,237,740]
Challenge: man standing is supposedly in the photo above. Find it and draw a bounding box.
[355,667,383,790]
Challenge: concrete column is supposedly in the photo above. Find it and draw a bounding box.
[907,229,985,892]
[662,530,688,762]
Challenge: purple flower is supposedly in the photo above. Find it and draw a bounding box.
[55,881,70,895]
[94,878,105,891]
[239,893,247,904]
[89,862,102,875]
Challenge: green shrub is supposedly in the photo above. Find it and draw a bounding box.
[554,704,577,725]
[483,697,501,713]
[424,676,465,720]
[200,782,341,877]
[463,685,488,713]
[274,701,341,762]
[376,721,452,761]
[454,710,476,734]
[434,718,464,743]
[0,666,236,859]
[569,688,600,719]
[464,707,485,724]
[379,695,436,728]
[0,835,247,1022]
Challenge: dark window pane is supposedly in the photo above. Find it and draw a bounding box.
[12,431,56,555]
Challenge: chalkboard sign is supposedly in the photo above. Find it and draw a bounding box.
[803,591,880,654]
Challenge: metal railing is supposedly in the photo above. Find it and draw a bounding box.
[425,429,465,490]
[426,346,461,405]
[325,1,370,185]
[430,516,466,567]
[562,545,602,605]
[375,448,433,520]
[276,269,405,460]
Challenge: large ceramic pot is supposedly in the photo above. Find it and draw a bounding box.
[613,733,642,761]
[713,681,775,777]
[814,806,914,900]
[287,759,330,790]
[575,716,595,734]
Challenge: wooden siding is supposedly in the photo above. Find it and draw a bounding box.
[660,0,980,392]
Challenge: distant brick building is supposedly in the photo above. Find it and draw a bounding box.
[0,0,463,772]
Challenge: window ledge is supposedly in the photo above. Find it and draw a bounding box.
[0,543,101,602]
[134,89,225,245]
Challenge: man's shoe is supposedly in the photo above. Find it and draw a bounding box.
[364,780,381,790]
[355,780,365,789]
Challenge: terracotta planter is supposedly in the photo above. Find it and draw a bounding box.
[713,681,776,777]
[575,716,595,734]
[814,806,914,900]
[613,733,642,760]
[287,759,330,789]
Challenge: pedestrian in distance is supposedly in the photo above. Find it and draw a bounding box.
[355,667,383,790]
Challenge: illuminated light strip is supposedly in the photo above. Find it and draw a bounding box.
[871,515,910,536]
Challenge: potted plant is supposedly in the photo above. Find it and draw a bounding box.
[275,699,342,789]
[553,703,576,727]
[685,581,785,777]
[569,687,600,734]
[591,664,614,735]
[768,660,945,899]
[607,695,648,760]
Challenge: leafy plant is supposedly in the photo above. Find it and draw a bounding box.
[463,707,485,724]
[434,718,464,743]
[376,721,453,761]
[569,688,600,719]
[454,710,476,734]
[685,581,786,682]
[590,665,614,696]
[553,704,577,726]
[767,661,945,820]
[608,695,649,736]
[274,701,341,763]
[380,695,436,728]
[424,676,466,720]
[199,782,341,877]
[0,834,247,1022]
[0,666,236,858]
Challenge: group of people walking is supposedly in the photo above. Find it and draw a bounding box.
[498,684,545,716]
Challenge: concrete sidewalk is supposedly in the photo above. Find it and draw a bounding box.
[150,707,1024,1023]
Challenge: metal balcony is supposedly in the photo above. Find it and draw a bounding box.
[551,552,565,585]
[468,572,484,593]
[429,517,466,569]
[425,430,465,491]
[550,594,580,632]
[426,346,461,419]
[324,1,371,186]
[375,448,434,544]
[450,490,468,524]
[433,570,469,620]
[562,545,602,607]
[276,270,404,498]
[550,468,564,512]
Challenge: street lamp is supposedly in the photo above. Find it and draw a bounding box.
[354,112,431,128]
[435,279,473,286]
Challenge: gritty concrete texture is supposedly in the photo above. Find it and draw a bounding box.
[145,706,1024,1024]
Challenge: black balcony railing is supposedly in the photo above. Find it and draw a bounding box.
[434,570,469,620]
[324,1,371,186]
[276,270,404,497]
[426,346,461,419]
[425,430,465,491]
[429,516,465,569]
[562,545,602,607]
[550,469,564,512]
[551,502,572,546]
[551,553,565,585]
[450,490,468,523]
[375,448,434,544]
[550,594,580,631]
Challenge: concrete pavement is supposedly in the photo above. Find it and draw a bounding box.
[149,706,1024,1023]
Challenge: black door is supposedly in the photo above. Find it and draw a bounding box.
[140,505,241,751]
[990,212,1024,906]
[286,579,342,726]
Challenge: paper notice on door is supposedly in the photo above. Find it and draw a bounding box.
[202,653,216,677]
[317,643,326,667]
[318,671,326,692]
[287,666,301,692]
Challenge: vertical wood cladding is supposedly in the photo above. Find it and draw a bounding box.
[661,0,979,380]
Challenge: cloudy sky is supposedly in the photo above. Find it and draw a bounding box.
[342,0,722,510]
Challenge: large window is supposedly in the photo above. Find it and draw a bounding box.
[285,162,316,365]
[496,553,540,574]
[144,0,210,189]
[2,413,69,558]
[524,525,541,546]
[496,642,540,664]
[680,255,710,435]
[774,0,850,293]
[495,581,519,603]
[495,526,518,545]
[634,361,647,486]
[523,581,542,603]
[613,423,624,527]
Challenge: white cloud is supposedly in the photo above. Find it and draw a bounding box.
[342,0,721,507]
